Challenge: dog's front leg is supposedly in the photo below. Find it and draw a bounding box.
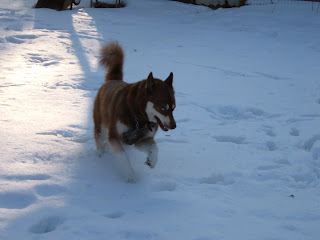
[109,138,136,182]
[135,139,159,169]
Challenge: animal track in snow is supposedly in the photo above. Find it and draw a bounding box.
[0,174,50,209]
[154,182,177,192]
[3,173,51,181]
[212,135,246,144]
[290,128,299,136]
[28,55,47,63]
[104,211,125,219]
[197,104,279,121]
[257,165,283,171]
[312,145,320,160]
[29,216,64,234]
[176,118,191,123]
[12,34,38,39]
[290,173,313,188]
[156,137,188,144]
[4,34,38,44]
[303,134,320,151]
[262,125,276,137]
[266,141,278,151]
[4,35,24,44]
[120,230,156,240]
[200,173,238,186]
[27,53,59,66]
[287,114,320,125]
[212,105,264,120]
[0,83,26,88]
[300,113,320,118]
[35,184,66,197]
[0,9,14,16]
[37,129,74,138]
[194,237,216,240]
[36,128,90,143]
[0,191,36,209]
[286,118,311,123]
[274,159,290,165]
[254,71,291,80]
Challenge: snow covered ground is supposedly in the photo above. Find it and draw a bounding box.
[1,0,320,239]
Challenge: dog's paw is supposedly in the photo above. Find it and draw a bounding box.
[145,158,156,169]
[145,160,153,168]
[145,149,158,169]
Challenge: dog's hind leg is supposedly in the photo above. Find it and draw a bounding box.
[95,125,109,156]
[135,139,159,169]
[93,121,107,155]
[93,94,108,155]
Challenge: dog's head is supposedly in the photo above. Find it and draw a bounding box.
[145,72,176,132]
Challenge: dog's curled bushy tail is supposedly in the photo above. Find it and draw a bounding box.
[100,42,124,81]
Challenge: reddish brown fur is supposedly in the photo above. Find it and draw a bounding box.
[93,42,175,154]
[99,42,124,81]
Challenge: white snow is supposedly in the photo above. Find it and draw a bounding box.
[1,0,320,239]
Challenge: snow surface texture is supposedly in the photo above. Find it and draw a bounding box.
[1,0,320,239]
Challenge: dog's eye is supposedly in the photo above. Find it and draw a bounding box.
[159,104,169,112]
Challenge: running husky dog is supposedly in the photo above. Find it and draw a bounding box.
[93,42,176,182]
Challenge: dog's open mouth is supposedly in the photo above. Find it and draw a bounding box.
[155,116,168,132]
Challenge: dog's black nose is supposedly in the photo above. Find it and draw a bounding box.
[170,121,176,130]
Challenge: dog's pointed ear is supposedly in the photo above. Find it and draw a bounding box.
[146,72,154,93]
[148,72,154,80]
[165,72,173,87]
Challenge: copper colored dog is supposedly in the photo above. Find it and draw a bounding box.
[93,42,176,181]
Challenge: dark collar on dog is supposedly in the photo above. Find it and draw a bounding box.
[121,116,155,145]
[133,116,154,132]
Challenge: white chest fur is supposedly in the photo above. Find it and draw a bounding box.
[116,121,129,135]
[142,125,157,139]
